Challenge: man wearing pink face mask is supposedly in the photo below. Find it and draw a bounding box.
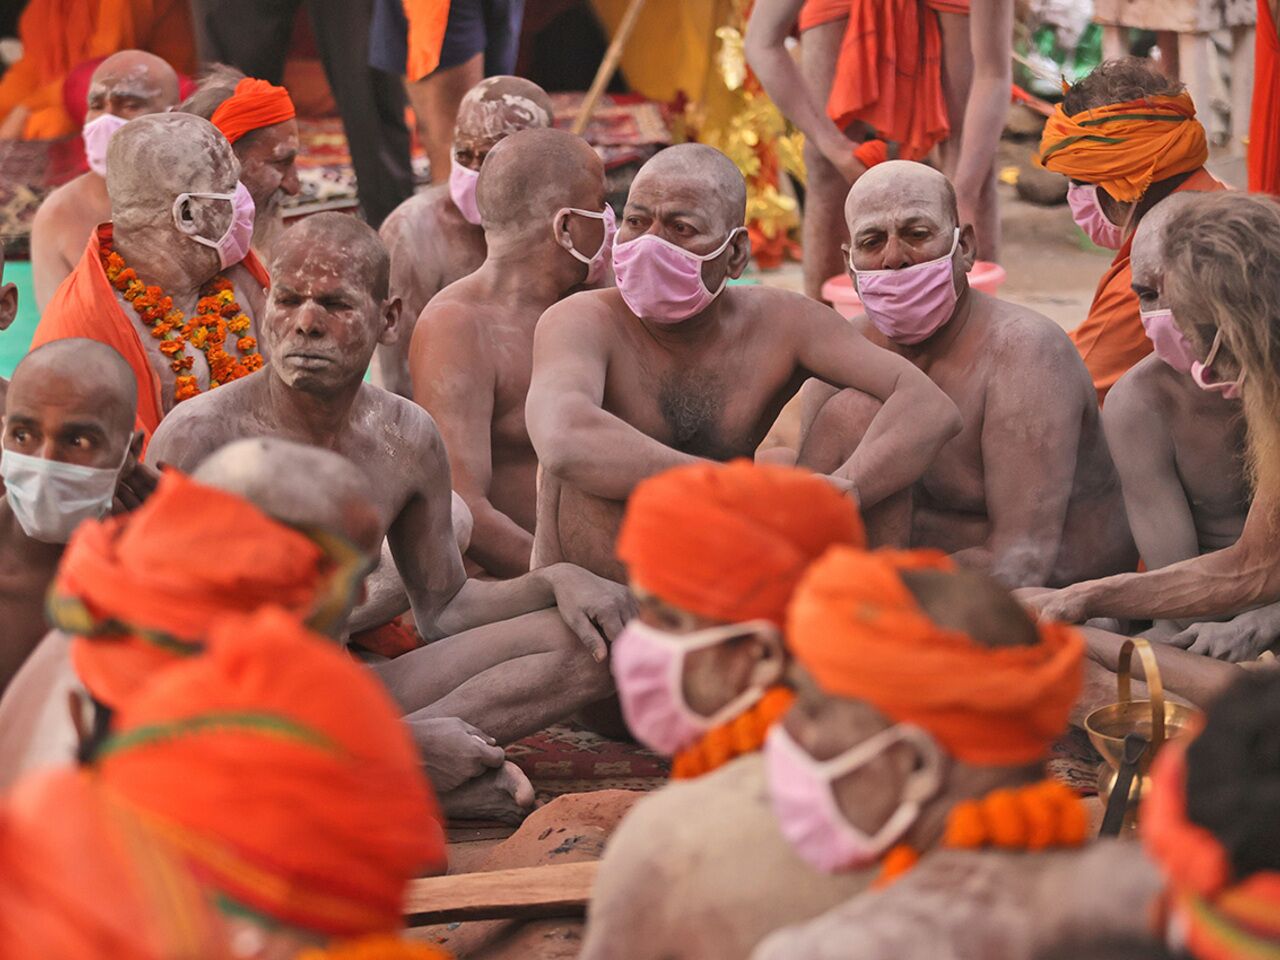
[527,143,961,585]
[796,161,1134,590]
[30,51,181,311]
[32,112,267,443]
[410,127,613,578]
[377,76,554,398]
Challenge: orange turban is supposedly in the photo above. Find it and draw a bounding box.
[210,76,297,144]
[0,769,221,959]
[96,607,445,938]
[1037,93,1209,203]
[617,460,865,625]
[50,471,333,708]
[1143,741,1280,960]
[787,547,1084,765]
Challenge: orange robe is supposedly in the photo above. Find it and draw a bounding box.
[1250,0,1280,193]
[30,224,269,440]
[1071,168,1227,403]
[0,0,195,141]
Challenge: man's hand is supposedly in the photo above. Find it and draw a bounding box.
[1169,609,1280,663]
[112,459,162,514]
[403,714,505,793]
[542,564,636,663]
[1015,585,1088,623]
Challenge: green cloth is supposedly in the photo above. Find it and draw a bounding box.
[2,260,38,380]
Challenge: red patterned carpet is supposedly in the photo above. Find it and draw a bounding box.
[507,722,669,802]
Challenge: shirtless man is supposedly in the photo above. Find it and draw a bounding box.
[1103,195,1275,657]
[377,75,554,396]
[746,0,1013,298]
[29,51,180,310]
[0,340,140,696]
[149,214,630,815]
[31,112,268,440]
[1026,194,1280,687]
[179,65,301,259]
[527,144,961,583]
[411,127,611,577]
[795,162,1134,588]
[583,549,1086,960]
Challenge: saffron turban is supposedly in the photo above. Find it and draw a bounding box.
[210,76,297,144]
[51,471,330,708]
[1038,92,1209,203]
[95,608,446,937]
[617,460,866,625]
[787,547,1084,765]
[0,768,220,960]
[1143,741,1280,960]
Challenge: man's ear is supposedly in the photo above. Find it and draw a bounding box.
[378,296,403,347]
[127,429,145,465]
[552,208,577,252]
[958,223,978,273]
[0,282,17,332]
[748,627,787,689]
[726,227,752,280]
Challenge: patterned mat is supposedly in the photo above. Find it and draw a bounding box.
[507,722,670,802]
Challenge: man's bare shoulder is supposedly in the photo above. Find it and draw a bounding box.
[983,294,1091,374]
[33,175,96,223]
[147,375,264,469]
[1104,355,1178,429]
[381,185,461,240]
[539,288,629,338]
[354,382,449,461]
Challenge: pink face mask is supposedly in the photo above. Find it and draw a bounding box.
[449,158,482,226]
[1067,182,1124,251]
[1140,307,1198,375]
[1191,328,1246,400]
[83,113,128,178]
[852,228,961,345]
[172,181,256,270]
[561,204,616,285]
[613,228,746,323]
[765,723,943,874]
[610,618,774,757]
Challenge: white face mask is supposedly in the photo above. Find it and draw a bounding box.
[2,444,130,544]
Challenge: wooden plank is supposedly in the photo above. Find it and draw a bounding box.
[404,861,599,926]
[571,0,649,136]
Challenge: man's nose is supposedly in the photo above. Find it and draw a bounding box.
[293,303,327,337]
[880,236,915,271]
[281,163,300,197]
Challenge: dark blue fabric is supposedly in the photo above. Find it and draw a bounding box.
[368,0,526,76]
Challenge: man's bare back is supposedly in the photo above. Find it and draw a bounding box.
[31,174,111,310]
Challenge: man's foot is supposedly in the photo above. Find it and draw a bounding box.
[440,761,536,824]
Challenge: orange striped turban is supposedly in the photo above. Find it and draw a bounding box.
[95,608,445,937]
[787,547,1084,765]
[1038,93,1208,202]
[0,768,221,959]
[617,460,865,625]
[210,77,297,144]
[50,471,332,708]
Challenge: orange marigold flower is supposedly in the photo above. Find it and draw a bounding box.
[236,336,257,353]
[150,323,172,339]
[944,801,986,848]
[227,315,251,334]
[295,935,450,960]
[983,790,1029,848]
[188,327,208,349]
[174,377,200,402]
[243,354,264,372]
[873,844,921,889]
[1021,790,1058,851]
[158,340,185,357]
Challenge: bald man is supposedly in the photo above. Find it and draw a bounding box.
[30,51,181,310]
[0,340,141,696]
[411,127,610,578]
[794,162,1134,588]
[377,75,554,397]
[32,112,268,440]
[149,213,631,818]
[1103,195,1263,654]
[528,144,961,583]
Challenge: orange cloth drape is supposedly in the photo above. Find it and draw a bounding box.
[404,0,452,82]
[210,77,297,144]
[0,0,194,140]
[98,608,446,938]
[30,225,270,440]
[0,769,220,959]
[52,471,328,707]
[1249,0,1280,193]
[787,547,1084,765]
[1070,167,1227,402]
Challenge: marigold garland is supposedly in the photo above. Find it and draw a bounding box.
[295,935,451,959]
[101,239,263,403]
[875,779,1088,888]
[671,687,796,779]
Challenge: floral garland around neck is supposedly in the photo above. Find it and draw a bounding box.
[671,687,796,779]
[295,935,451,959]
[875,779,1089,888]
[101,237,263,403]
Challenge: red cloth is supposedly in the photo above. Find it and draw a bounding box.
[30,224,269,440]
[350,616,424,658]
[98,608,446,938]
[210,76,297,144]
[1250,0,1280,193]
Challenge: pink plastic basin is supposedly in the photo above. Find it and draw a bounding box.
[821,261,1008,320]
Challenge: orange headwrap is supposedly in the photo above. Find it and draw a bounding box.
[1142,740,1280,960]
[1037,93,1209,203]
[210,77,297,144]
[96,608,445,938]
[617,460,866,625]
[787,547,1084,765]
[51,471,331,708]
[0,769,221,959]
